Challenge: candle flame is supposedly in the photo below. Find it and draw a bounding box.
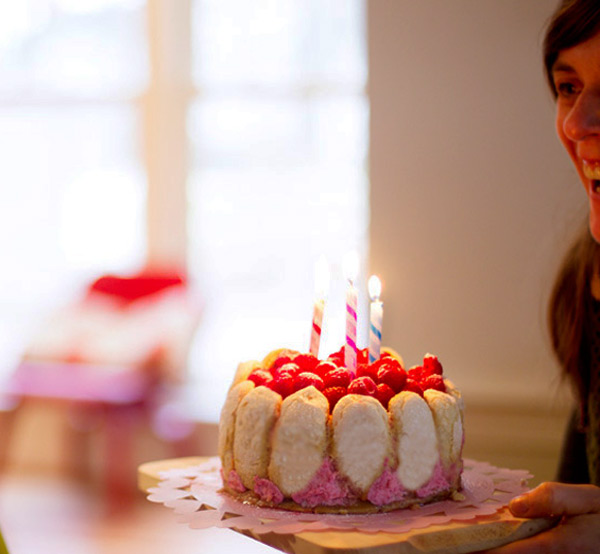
[343,251,359,283]
[314,256,330,298]
[368,275,382,301]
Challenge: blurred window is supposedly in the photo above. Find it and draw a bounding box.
[0,0,368,422]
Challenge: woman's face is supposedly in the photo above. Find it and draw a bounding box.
[554,31,600,241]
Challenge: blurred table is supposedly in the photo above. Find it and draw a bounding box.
[2,360,157,510]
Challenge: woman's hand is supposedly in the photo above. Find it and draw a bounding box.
[485,482,600,553]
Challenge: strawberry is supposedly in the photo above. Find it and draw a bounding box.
[377,362,407,392]
[403,378,424,397]
[348,376,377,397]
[375,383,396,408]
[294,372,325,392]
[323,386,347,411]
[323,367,352,389]
[423,353,443,376]
[422,374,446,393]
[293,353,319,373]
[247,369,273,387]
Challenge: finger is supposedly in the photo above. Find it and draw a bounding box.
[509,482,600,518]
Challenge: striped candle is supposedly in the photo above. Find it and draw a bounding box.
[343,252,359,374]
[368,275,383,364]
[309,257,329,357]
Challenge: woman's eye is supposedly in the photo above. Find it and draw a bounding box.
[556,81,580,98]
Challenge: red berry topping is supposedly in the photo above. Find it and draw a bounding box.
[422,374,446,393]
[272,355,293,370]
[348,376,377,397]
[375,383,396,408]
[377,362,407,392]
[408,365,424,382]
[293,353,319,373]
[269,373,295,398]
[247,369,273,387]
[313,360,337,378]
[423,353,443,376]
[403,378,424,397]
[323,367,352,389]
[357,362,379,382]
[272,362,299,380]
[327,346,345,366]
[323,386,347,411]
[294,372,325,392]
[357,348,369,365]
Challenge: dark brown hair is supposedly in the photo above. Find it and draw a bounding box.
[548,222,599,421]
[543,0,600,97]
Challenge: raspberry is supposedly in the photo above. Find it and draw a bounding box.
[322,386,347,411]
[348,376,377,397]
[408,365,424,382]
[293,353,319,373]
[422,374,446,393]
[313,360,337,378]
[357,362,379,382]
[272,362,299,380]
[247,369,273,387]
[375,383,396,408]
[272,355,293,370]
[327,346,345,367]
[357,348,369,365]
[294,372,325,392]
[403,378,424,397]
[423,353,443,376]
[323,367,352,389]
[377,362,407,392]
[269,373,295,398]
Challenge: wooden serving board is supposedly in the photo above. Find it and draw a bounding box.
[138,457,555,554]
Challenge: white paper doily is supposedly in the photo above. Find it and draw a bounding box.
[146,457,532,534]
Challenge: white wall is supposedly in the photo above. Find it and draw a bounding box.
[368,0,583,408]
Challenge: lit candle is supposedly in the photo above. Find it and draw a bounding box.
[309,256,329,357]
[343,252,359,374]
[368,275,383,364]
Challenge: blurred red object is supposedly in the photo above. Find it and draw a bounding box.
[88,271,186,306]
[0,268,202,510]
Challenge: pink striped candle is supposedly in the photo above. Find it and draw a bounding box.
[343,252,359,374]
[309,257,329,357]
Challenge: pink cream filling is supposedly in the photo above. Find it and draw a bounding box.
[226,469,246,493]
[254,477,284,504]
[415,461,450,498]
[290,458,357,508]
[230,458,462,507]
[367,462,408,505]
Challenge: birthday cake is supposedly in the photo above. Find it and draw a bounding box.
[218,346,464,513]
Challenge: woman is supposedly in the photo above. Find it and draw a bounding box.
[488,0,600,551]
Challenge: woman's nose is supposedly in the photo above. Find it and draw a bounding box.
[563,90,600,141]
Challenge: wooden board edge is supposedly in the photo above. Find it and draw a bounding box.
[137,458,556,554]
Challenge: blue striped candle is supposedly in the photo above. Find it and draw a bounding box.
[368,275,383,364]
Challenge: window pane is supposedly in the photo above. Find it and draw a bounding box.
[0,0,148,97]
[0,104,146,375]
[192,0,366,88]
